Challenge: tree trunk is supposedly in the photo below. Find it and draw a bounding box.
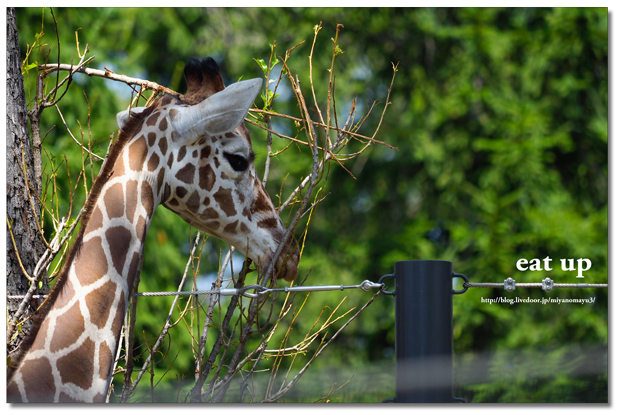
[6,7,48,351]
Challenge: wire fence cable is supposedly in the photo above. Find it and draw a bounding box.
[6,280,385,300]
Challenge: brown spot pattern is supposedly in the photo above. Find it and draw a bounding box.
[146,113,160,127]
[237,191,245,204]
[50,301,85,353]
[176,186,188,199]
[7,379,23,403]
[141,181,155,218]
[128,136,148,171]
[148,152,160,172]
[199,164,216,191]
[99,341,113,380]
[21,357,56,402]
[175,163,195,184]
[205,220,220,230]
[105,226,132,275]
[163,183,171,201]
[214,187,237,217]
[167,153,174,168]
[178,146,187,162]
[225,132,235,138]
[242,207,252,221]
[54,277,77,309]
[186,191,200,211]
[252,191,275,213]
[111,295,126,341]
[159,117,168,131]
[85,280,118,329]
[136,216,147,242]
[111,154,125,178]
[127,251,141,288]
[57,337,95,389]
[29,317,51,352]
[169,108,178,119]
[104,183,124,219]
[86,206,104,233]
[75,237,108,286]
[158,137,168,155]
[148,132,157,147]
[224,220,238,234]
[201,208,219,220]
[258,217,279,229]
[126,180,138,223]
[200,145,211,160]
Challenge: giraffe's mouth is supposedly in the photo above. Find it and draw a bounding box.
[257,236,300,282]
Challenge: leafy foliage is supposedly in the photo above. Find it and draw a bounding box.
[14,7,607,402]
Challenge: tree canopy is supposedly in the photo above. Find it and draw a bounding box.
[14,7,607,402]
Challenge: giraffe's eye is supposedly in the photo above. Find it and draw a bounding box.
[223,152,249,172]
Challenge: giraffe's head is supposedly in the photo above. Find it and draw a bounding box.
[116,58,299,281]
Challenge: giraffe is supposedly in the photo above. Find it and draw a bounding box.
[7,57,300,403]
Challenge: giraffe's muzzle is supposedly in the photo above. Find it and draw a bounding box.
[263,234,300,282]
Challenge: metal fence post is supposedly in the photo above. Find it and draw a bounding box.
[392,260,454,403]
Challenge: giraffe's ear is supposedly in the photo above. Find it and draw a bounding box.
[116,107,148,130]
[171,78,262,139]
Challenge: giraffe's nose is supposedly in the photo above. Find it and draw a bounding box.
[277,243,300,282]
[268,236,300,282]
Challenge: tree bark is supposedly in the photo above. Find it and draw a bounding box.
[6,7,48,351]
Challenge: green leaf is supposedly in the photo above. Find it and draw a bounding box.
[22,61,38,75]
[261,89,279,110]
[254,58,268,74]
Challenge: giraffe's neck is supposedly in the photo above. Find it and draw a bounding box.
[8,133,162,403]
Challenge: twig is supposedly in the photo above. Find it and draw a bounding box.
[40,63,178,96]
[107,324,125,402]
[6,211,80,342]
[245,118,326,151]
[128,232,202,397]
[262,291,381,402]
[6,218,35,282]
[248,109,397,150]
[119,265,142,402]
[191,246,233,389]
[54,104,104,161]
[192,265,247,402]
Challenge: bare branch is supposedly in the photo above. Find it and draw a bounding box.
[127,232,202,398]
[54,104,104,161]
[262,291,381,402]
[40,63,178,96]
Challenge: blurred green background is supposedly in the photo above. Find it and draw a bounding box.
[14,7,607,402]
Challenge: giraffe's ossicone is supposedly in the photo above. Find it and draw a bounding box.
[7,57,300,403]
